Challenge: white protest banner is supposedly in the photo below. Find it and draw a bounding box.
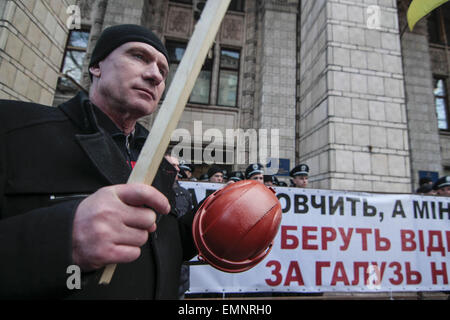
[180,182,450,293]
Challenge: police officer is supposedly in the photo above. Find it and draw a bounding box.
[228,171,245,182]
[264,175,279,187]
[179,160,195,181]
[245,163,264,184]
[433,176,450,197]
[207,166,224,183]
[290,164,309,188]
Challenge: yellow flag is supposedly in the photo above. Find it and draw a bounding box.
[407,0,449,31]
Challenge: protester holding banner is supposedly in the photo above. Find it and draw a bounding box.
[181,181,450,295]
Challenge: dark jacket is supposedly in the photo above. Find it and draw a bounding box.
[173,181,194,297]
[0,92,196,299]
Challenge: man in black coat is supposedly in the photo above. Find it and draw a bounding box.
[0,24,196,299]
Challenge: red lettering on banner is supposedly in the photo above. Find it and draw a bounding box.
[321,227,337,250]
[401,229,448,256]
[447,231,450,253]
[400,229,416,251]
[265,260,305,287]
[315,261,330,286]
[427,231,445,257]
[331,261,349,286]
[405,262,422,285]
[351,262,369,285]
[265,260,282,286]
[281,226,298,249]
[374,229,391,251]
[302,226,318,250]
[418,230,425,252]
[431,262,448,285]
[338,227,353,250]
[284,261,304,286]
[355,228,372,251]
[388,261,403,285]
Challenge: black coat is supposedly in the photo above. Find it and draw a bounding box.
[0,92,196,299]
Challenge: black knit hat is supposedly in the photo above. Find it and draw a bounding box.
[89,24,169,73]
[207,166,223,178]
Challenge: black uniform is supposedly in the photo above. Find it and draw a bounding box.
[0,92,196,299]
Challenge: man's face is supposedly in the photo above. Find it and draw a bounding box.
[249,174,264,184]
[209,172,223,183]
[293,175,308,188]
[437,186,450,196]
[90,42,169,119]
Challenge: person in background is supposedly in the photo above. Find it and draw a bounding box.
[199,173,209,182]
[207,166,224,183]
[245,163,264,184]
[290,164,309,188]
[416,184,435,195]
[164,154,194,299]
[222,169,229,184]
[179,160,196,181]
[228,171,245,183]
[433,176,450,197]
[264,175,279,187]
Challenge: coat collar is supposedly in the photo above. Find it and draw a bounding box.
[58,92,132,185]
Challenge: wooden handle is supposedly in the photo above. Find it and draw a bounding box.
[99,0,232,285]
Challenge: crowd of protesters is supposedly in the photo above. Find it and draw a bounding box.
[175,161,313,189]
[176,158,450,197]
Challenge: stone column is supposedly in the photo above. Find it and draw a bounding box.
[397,1,443,188]
[299,0,411,192]
[257,0,298,173]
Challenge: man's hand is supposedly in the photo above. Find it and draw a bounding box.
[71,183,171,271]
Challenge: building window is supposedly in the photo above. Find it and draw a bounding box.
[228,0,245,12]
[169,0,244,12]
[427,4,450,46]
[218,49,240,107]
[165,40,213,104]
[434,77,449,130]
[57,29,90,94]
[165,41,240,108]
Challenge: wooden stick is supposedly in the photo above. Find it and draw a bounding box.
[99,0,232,285]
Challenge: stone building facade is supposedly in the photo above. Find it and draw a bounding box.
[1,0,449,193]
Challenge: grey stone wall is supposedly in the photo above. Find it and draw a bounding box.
[300,0,411,192]
[257,0,297,170]
[0,0,74,104]
[398,3,444,188]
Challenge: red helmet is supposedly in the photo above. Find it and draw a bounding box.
[192,180,282,273]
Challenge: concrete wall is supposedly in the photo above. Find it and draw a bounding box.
[0,0,74,105]
[299,0,411,192]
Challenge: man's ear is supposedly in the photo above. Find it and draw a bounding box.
[89,64,101,78]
